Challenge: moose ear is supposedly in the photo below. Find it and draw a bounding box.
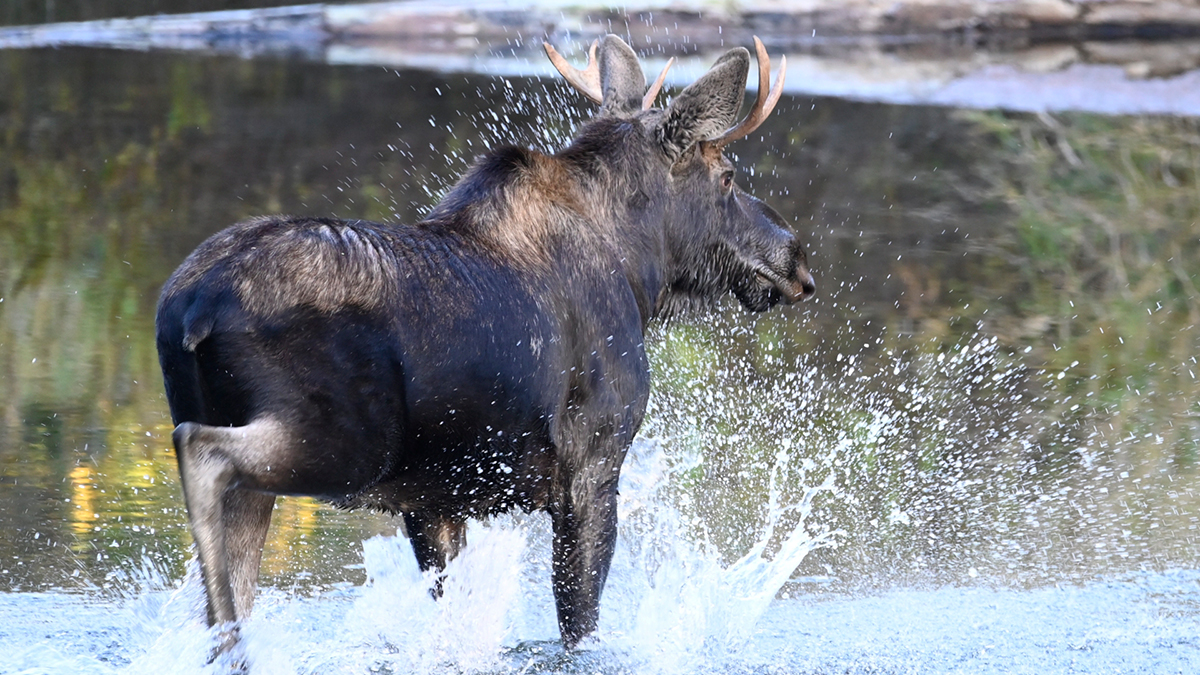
[657,47,750,161]
[598,35,647,114]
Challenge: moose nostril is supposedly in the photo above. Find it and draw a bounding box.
[798,272,816,299]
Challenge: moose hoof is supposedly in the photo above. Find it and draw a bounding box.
[207,623,246,671]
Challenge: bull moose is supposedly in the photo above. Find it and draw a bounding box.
[155,34,813,657]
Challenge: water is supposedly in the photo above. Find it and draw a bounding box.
[1,442,1198,673]
[1,37,1200,674]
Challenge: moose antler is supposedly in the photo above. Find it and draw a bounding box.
[710,37,787,148]
[547,40,604,103]
[544,40,603,105]
[641,57,675,110]
[544,40,675,111]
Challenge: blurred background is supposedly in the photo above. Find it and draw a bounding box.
[0,0,1198,606]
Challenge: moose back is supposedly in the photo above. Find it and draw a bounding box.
[155,34,813,655]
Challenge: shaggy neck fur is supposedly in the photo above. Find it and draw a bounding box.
[423,116,676,327]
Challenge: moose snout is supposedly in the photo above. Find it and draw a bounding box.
[776,237,815,304]
[790,266,816,303]
[749,202,815,304]
[752,254,815,305]
[775,263,815,304]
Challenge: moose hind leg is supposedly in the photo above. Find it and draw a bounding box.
[403,512,466,596]
[173,418,291,628]
[224,489,276,618]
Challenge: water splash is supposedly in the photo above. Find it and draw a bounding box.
[0,432,831,675]
[601,440,838,671]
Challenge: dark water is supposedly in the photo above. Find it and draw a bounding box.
[1,44,1199,672]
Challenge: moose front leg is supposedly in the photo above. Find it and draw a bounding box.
[546,349,646,648]
[549,469,620,648]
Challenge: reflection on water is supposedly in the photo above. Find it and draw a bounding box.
[0,40,1198,653]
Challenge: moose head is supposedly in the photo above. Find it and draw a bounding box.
[545,35,815,317]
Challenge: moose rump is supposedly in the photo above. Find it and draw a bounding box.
[156,33,810,659]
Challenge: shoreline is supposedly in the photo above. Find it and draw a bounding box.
[3,1,1200,50]
[2,1,1200,116]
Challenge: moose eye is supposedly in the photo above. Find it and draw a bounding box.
[721,172,734,191]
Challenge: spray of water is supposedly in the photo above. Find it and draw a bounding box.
[9,426,829,675]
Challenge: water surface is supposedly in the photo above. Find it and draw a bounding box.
[1,45,1198,673]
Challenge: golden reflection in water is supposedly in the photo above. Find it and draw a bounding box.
[67,464,97,547]
[257,496,393,584]
[260,496,323,578]
[57,416,390,583]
